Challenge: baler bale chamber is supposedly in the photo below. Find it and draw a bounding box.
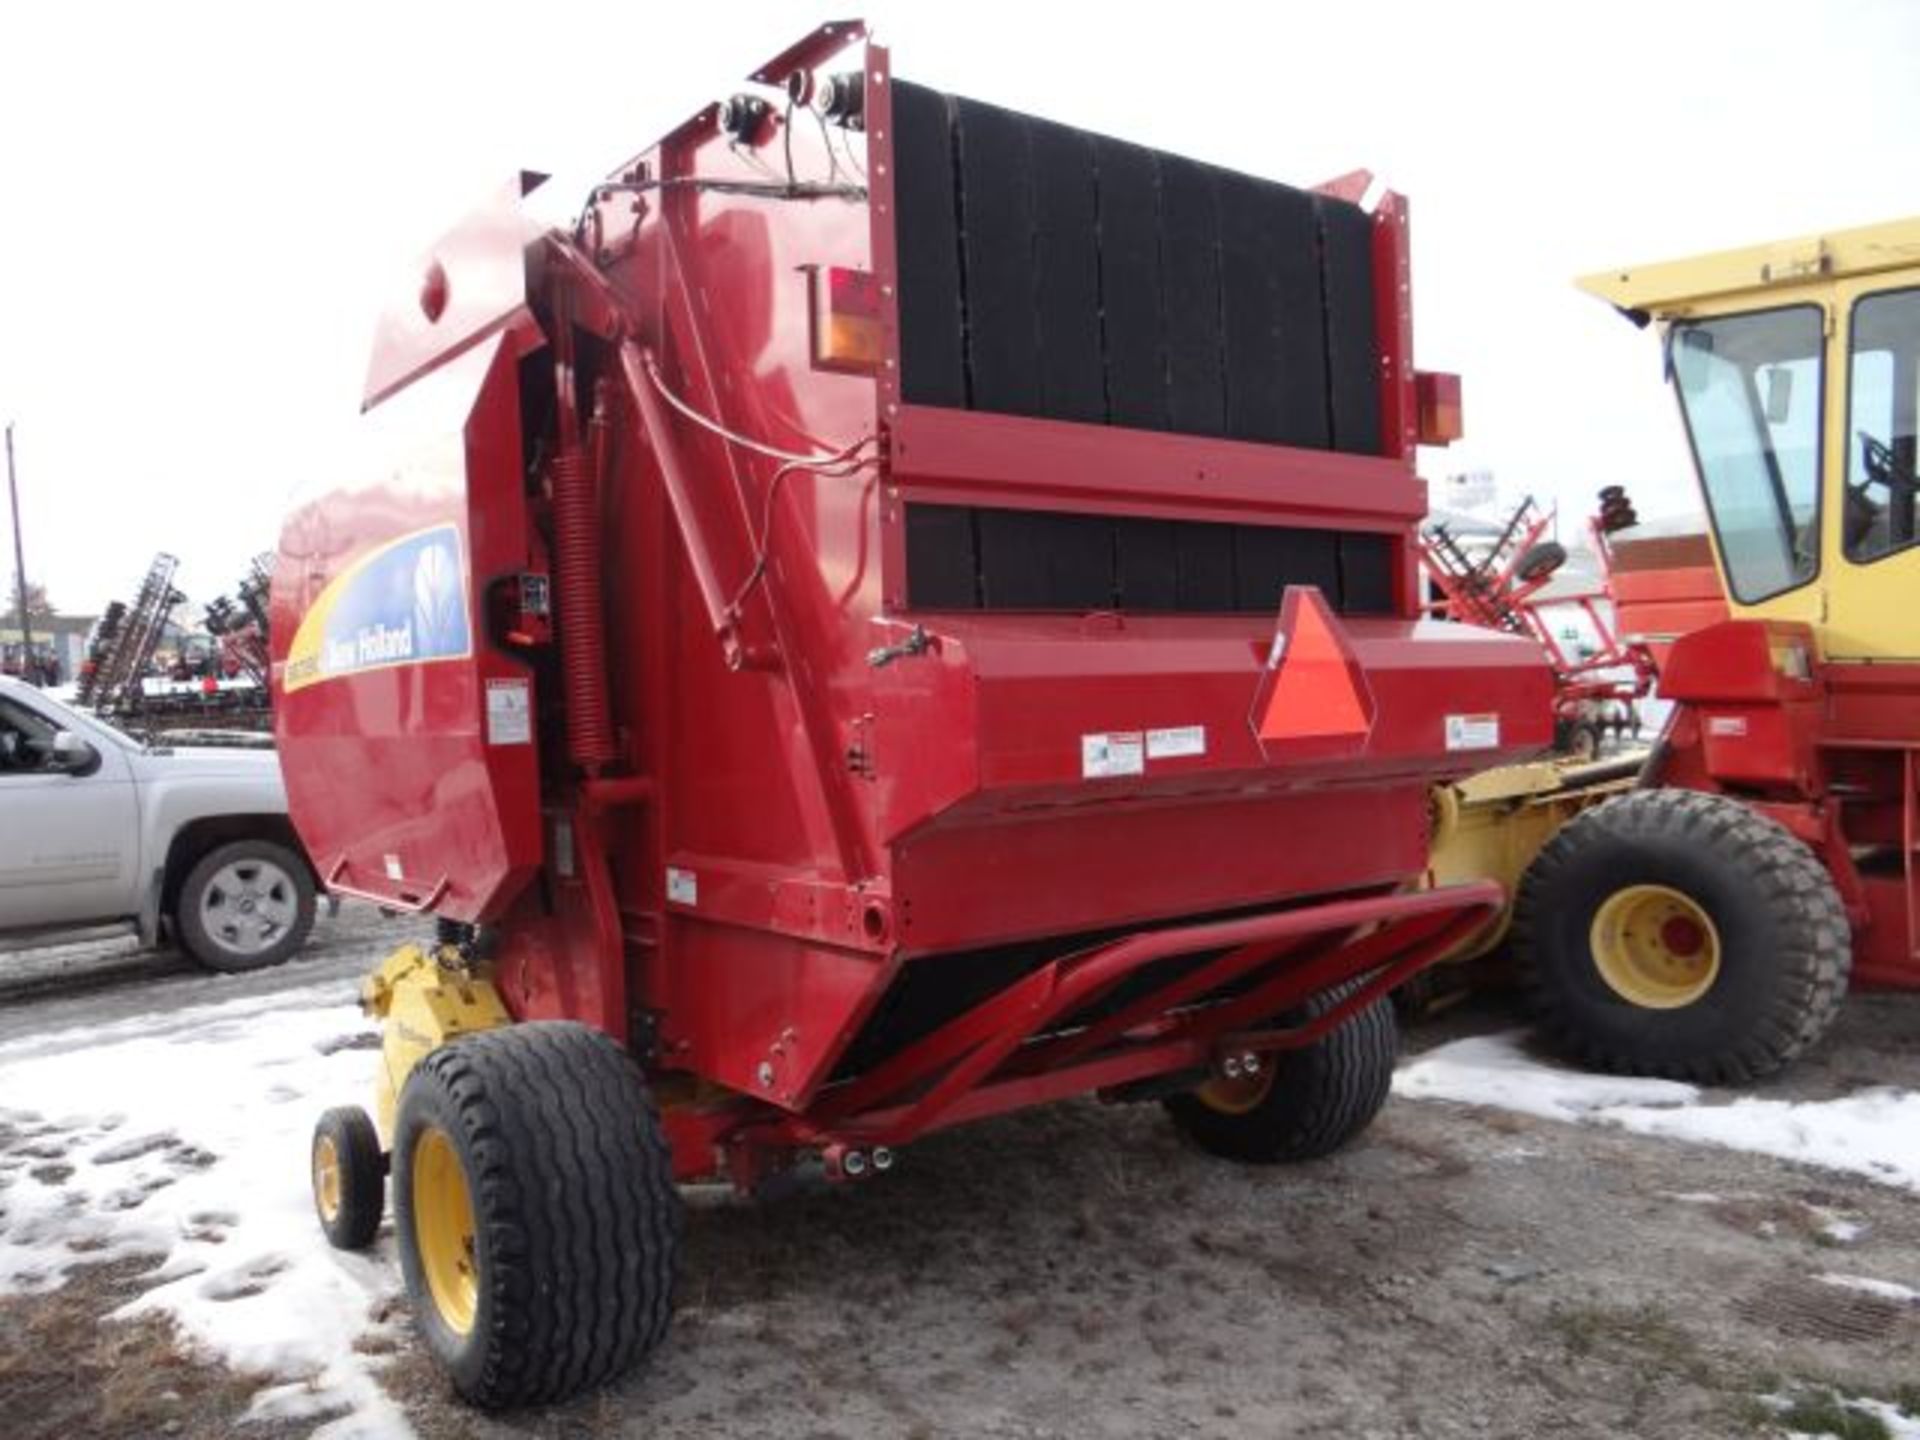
[275,21,1551,1406]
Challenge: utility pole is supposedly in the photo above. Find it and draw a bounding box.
[6,423,32,669]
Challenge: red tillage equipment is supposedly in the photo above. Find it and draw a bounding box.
[1420,492,1657,757]
[278,21,1551,1406]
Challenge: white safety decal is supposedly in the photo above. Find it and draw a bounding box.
[486,677,532,745]
[1146,725,1207,760]
[1081,731,1146,779]
[1444,713,1501,751]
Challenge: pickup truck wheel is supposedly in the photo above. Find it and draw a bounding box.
[175,839,316,972]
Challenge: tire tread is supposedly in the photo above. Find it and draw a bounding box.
[396,1022,680,1408]
[1513,788,1849,1084]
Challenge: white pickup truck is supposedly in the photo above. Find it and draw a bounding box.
[0,675,315,971]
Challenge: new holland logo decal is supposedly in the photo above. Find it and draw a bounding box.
[283,523,472,692]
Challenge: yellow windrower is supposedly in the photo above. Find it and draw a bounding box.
[1424,758,1638,964]
[1578,215,1920,664]
[361,943,512,1142]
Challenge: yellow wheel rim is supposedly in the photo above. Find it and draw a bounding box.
[1589,883,1721,1009]
[313,1134,342,1224]
[412,1126,479,1335]
[1195,1065,1275,1116]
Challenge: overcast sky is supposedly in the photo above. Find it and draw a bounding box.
[2,0,1914,617]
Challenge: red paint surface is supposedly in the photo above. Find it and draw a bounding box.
[274,27,1560,1178]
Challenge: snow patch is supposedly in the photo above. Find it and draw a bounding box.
[1394,1033,1698,1121]
[1396,1031,1920,1193]
[0,979,411,1437]
[1818,1272,1920,1305]
[1768,1392,1920,1440]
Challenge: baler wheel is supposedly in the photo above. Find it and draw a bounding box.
[1163,983,1397,1163]
[311,1105,385,1251]
[1513,789,1850,1083]
[392,1022,682,1408]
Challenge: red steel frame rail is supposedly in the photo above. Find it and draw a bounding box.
[718,882,1502,1156]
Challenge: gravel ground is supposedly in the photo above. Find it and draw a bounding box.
[1,918,1916,1439]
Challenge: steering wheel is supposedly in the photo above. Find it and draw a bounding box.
[1847,429,1919,553]
[1858,430,1901,492]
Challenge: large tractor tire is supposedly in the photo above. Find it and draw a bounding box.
[393,1022,681,1408]
[1513,789,1849,1083]
[1164,983,1397,1163]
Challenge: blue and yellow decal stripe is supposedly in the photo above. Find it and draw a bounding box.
[284,523,472,693]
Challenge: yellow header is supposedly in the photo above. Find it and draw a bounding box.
[1577,216,1920,315]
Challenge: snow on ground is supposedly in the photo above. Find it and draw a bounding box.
[1395,1030,1920,1193]
[0,980,410,1438]
[1818,1272,1920,1305]
[1769,1393,1920,1440]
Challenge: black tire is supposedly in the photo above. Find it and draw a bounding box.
[1553,717,1601,761]
[1515,540,1568,584]
[393,1022,681,1408]
[313,1106,386,1251]
[174,838,316,973]
[1164,984,1398,1163]
[1514,789,1850,1083]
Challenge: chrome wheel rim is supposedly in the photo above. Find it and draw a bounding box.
[199,858,298,956]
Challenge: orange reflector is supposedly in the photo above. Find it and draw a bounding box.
[811,266,883,373]
[1256,588,1374,744]
[1415,370,1463,446]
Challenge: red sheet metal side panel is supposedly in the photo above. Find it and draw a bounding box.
[362,174,548,412]
[862,614,1552,837]
[273,332,542,921]
[1826,663,1920,745]
[1612,563,1729,667]
[891,786,1430,959]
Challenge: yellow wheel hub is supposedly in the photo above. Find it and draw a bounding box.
[412,1126,480,1335]
[313,1134,342,1224]
[1590,883,1721,1009]
[1195,1065,1275,1116]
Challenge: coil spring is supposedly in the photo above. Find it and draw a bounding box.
[551,445,616,771]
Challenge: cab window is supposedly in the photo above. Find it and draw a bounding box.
[1845,287,1920,563]
[0,695,59,775]
[1670,305,1824,604]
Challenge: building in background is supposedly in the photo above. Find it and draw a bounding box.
[0,612,96,681]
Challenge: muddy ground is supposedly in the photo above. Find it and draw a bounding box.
[2,921,1916,1439]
